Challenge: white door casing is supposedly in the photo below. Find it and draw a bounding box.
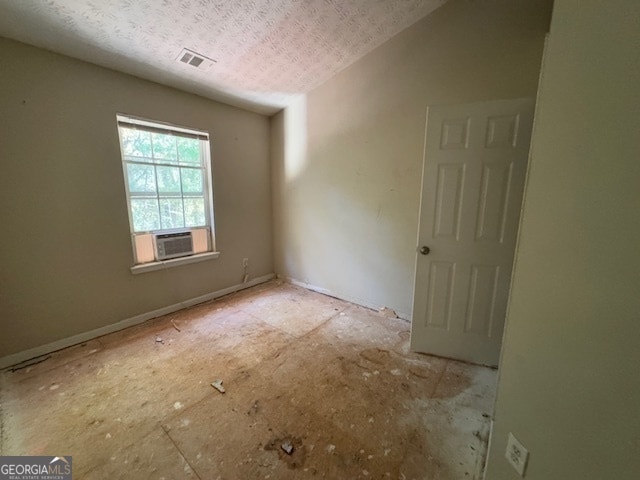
[411,98,535,366]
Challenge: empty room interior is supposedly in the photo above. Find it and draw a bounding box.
[0,0,637,479]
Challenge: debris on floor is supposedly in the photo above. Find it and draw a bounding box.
[379,306,399,318]
[171,320,181,332]
[248,400,259,415]
[281,441,294,455]
[211,379,226,393]
[1,281,498,480]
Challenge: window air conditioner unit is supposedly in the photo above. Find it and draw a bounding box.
[154,232,193,260]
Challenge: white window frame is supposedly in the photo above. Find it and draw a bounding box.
[116,114,219,273]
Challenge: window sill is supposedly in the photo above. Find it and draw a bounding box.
[130,251,220,275]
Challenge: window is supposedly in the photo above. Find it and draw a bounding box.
[116,115,217,271]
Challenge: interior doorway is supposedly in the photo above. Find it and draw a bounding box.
[411,98,535,366]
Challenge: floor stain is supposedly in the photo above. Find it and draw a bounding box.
[0,281,496,479]
[359,348,392,364]
[432,369,473,399]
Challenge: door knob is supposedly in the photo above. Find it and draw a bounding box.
[419,246,430,255]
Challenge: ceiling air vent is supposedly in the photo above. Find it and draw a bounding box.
[176,48,216,69]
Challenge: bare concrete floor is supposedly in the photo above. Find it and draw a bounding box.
[0,281,497,479]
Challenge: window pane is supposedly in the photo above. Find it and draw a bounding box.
[121,128,152,159]
[156,166,181,193]
[151,133,177,162]
[127,163,156,193]
[159,198,184,229]
[117,117,214,255]
[181,168,203,193]
[184,197,206,227]
[131,199,160,232]
[177,137,200,164]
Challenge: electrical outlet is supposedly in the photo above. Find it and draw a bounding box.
[242,258,249,267]
[505,432,529,476]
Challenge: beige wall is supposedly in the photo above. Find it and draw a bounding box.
[0,38,273,359]
[272,0,552,317]
[485,0,640,478]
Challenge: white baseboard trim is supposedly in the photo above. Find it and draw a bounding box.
[483,419,495,480]
[280,275,410,321]
[0,273,275,370]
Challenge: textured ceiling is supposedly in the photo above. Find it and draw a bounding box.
[0,0,448,115]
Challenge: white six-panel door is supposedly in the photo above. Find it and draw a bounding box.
[411,98,535,366]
